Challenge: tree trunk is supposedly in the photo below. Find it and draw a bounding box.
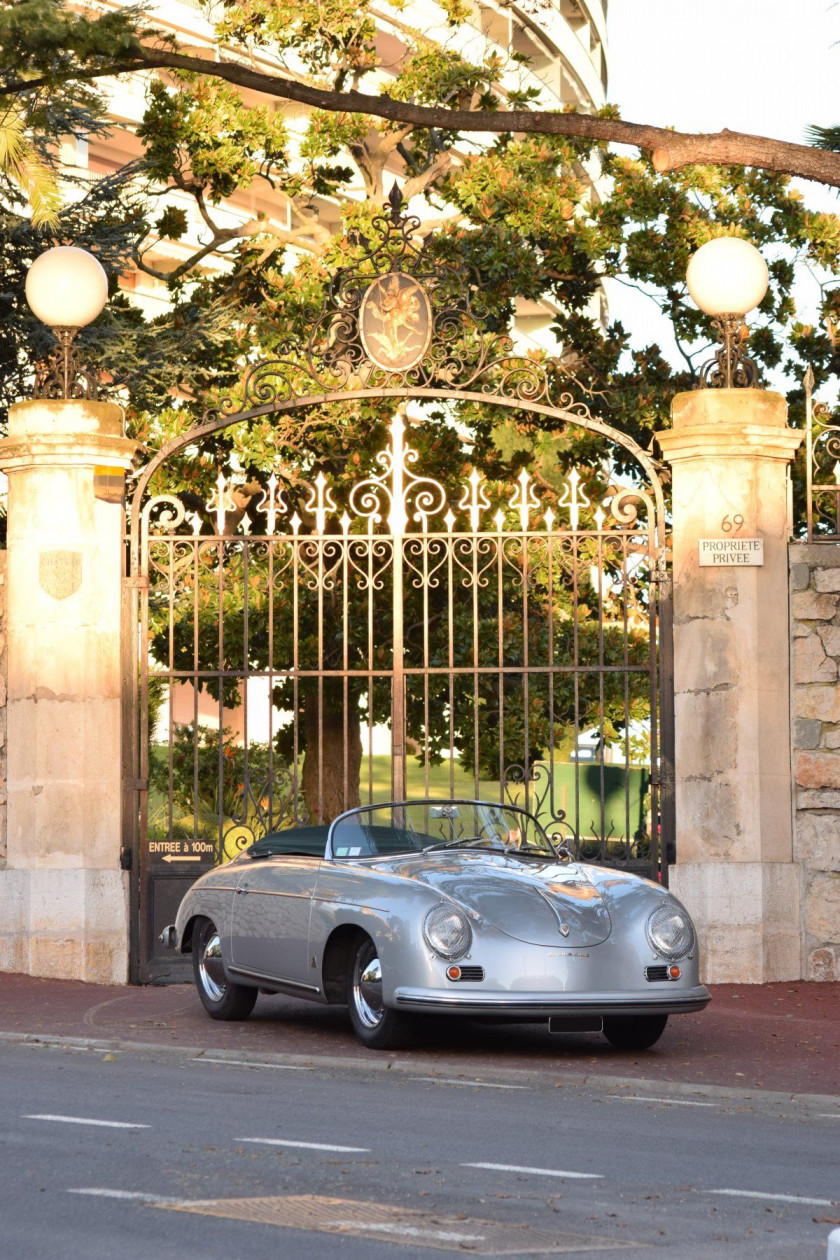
[302,696,363,824]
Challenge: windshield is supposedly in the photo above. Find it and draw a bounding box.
[328,800,556,859]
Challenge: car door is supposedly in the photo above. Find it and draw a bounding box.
[229,856,322,987]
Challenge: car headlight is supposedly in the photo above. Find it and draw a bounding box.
[423,903,472,960]
[646,899,695,960]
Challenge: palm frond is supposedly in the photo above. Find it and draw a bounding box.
[0,104,61,227]
[805,123,840,152]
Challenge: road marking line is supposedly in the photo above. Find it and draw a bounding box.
[410,1076,527,1090]
[462,1161,602,1180]
[24,1114,149,1130]
[68,1190,182,1204]
[818,1114,840,1120]
[237,1138,370,1153]
[615,1095,716,1108]
[708,1189,837,1207]
[193,1058,311,1071]
[324,1220,485,1243]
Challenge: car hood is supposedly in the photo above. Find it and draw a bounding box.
[368,851,612,947]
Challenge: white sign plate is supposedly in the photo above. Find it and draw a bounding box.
[699,538,764,567]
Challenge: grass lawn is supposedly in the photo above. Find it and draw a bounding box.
[359,754,500,802]
[362,755,649,843]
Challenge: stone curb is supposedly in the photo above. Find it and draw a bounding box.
[3,1029,838,1112]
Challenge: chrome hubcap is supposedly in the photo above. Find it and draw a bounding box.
[353,950,384,1029]
[198,929,227,1002]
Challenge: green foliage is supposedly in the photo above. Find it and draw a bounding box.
[7,0,840,805]
[806,124,840,153]
[9,0,837,456]
[0,0,149,109]
[215,0,380,85]
[0,102,60,226]
[0,3,243,428]
[154,205,188,242]
[138,77,290,201]
[148,723,298,845]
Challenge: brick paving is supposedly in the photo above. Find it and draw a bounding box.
[0,971,837,1096]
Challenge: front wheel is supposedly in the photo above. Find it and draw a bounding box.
[602,1014,668,1051]
[346,935,414,1050]
[192,917,257,1021]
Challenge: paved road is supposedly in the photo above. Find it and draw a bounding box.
[1,1039,838,1259]
[2,973,839,1096]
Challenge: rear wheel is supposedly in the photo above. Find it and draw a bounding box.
[602,1014,668,1051]
[192,917,257,1021]
[346,934,414,1050]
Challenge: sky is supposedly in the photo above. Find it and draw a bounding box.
[609,0,837,146]
[604,0,840,381]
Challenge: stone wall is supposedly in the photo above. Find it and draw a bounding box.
[0,552,6,867]
[790,542,840,981]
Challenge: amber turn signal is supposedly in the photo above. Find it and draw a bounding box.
[447,965,462,980]
[668,965,681,980]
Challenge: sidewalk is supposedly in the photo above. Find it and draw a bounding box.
[0,972,837,1097]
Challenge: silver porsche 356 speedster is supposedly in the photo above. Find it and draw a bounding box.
[164,799,710,1051]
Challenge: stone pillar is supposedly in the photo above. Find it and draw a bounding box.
[0,400,138,983]
[656,390,803,983]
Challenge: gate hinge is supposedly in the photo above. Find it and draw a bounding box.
[119,846,133,871]
[125,576,149,590]
[132,778,149,792]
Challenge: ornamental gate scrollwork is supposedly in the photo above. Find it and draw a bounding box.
[124,188,674,983]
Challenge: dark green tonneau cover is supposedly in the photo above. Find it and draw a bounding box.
[248,826,329,858]
[247,823,431,859]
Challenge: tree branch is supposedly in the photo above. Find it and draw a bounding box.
[134,215,328,281]
[190,185,222,236]
[402,150,453,202]
[6,42,840,188]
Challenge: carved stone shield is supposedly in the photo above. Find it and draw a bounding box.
[39,550,83,601]
[359,273,432,373]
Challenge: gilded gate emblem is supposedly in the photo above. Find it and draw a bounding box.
[359,273,432,372]
[39,550,82,600]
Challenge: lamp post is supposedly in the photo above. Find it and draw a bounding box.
[25,245,109,400]
[686,237,769,389]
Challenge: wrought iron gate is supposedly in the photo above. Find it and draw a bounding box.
[124,191,673,982]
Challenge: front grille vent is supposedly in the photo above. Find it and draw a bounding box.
[644,965,671,982]
[449,966,485,982]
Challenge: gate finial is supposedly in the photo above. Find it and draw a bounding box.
[558,467,590,531]
[458,469,490,532]
[509,468,540,531]
[386,181,404,222]
[207,470,236,535]
[255,472,287,536]
[304,472,337,535]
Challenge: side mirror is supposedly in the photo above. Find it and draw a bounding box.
[550,833,574,861]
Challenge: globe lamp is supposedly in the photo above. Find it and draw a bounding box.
[686,237,768,388]
[25,246,109,399]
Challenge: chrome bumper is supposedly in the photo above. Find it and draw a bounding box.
[159,924,178,950]
[393,986,711,1018]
